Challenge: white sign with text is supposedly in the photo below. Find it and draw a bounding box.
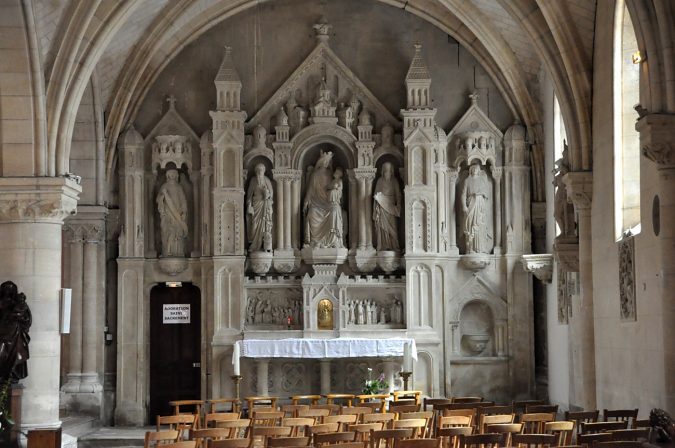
[163,304,191,324]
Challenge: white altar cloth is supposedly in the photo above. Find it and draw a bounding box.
[232,338,417,366]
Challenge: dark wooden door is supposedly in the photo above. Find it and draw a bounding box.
[149,284,201,421]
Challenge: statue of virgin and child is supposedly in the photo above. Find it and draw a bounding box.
[303,150,346,249]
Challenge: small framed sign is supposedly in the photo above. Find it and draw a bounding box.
[163,304,191,324]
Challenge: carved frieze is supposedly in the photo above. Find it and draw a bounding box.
[521,254,553,284]
[0,178,80,224]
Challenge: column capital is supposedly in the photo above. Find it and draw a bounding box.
[490,166,503,180]
[448,167,459,183]
[562,171,593,212]
[272,168,302,181]
[636,113,675,168]
[353,167,377,181]
[0,177,81,224]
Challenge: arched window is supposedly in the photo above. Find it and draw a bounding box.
[553,95,567,237]
[613,0,641,239]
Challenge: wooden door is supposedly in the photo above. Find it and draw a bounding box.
[149,284,201,421]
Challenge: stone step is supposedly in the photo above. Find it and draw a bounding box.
[77,426,154,448]
[61,414,99,439]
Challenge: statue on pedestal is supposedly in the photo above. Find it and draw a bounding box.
[461,164,492,254]
[303,150,345,248]
[156,168,188,257]
[553,142,576,239]
[373,162,402,251]
[0,281,31,384]
[246,163,274,252]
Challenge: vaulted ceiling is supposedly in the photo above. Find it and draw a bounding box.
[32,0,600,193]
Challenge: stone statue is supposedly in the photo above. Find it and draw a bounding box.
[379,307,387,324]
[246,296,257,324]
[461,164,492,254]
[373,162,402,251]
[348,301,355,325]
[246,163,274,252]
[303,150,345,248]
[356,301,365,325]
[156,168,188,257]
[0,281,31,384]
[391,299,403,324]
[553,141,576,238]
[252,125,268,150]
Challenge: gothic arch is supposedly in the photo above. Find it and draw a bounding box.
[291,124,357,170]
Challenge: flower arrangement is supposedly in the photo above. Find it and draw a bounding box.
[362,368,389,395]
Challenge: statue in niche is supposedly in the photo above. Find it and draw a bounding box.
[318,299,333,330]
[0,281,31,384]
[379,307,387,324]
[348,301,355,325]
[391,298,403,325]
[303,150,345,248]
[246,163,274,252]
[373,162,402,251]
[461,164,492,254]
[157,168,188,257]
[356,301,365,325]
[553,141,576,239]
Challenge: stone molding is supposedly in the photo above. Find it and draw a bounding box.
[520,254,553,283]
[562,171,592,212]
[0,177,81,224]
[636,113,675,168]
[554,241,579,273]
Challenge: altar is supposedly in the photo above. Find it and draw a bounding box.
[233,338,417,396]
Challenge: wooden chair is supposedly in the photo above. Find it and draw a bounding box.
[283,405,311,418]
[325,394,356,407]
[565,411,600,438]
[208,419,250,439]
[393,439,441,448]
[249,426,292,448]
[452,398,483,404]
[480,414,515,434]
[291,395,322,406]
[394,405,425,415]
[370,428,415,448]
[314,431,357,445]
[282,418,316,436]
[633,420,650,429]
[609,429,650,441]
[392,391,422,406]
[392,419,428,438]
[484,423,523,447]
[512,401,545,416]
[577,433,612,447]
[163,442,197,448]
[437,427,473,448]
[580,422,628,434]
[306,423,340,436]
[603,410,638,429]
[440,409,475,430]
[170,400,206,429]
[209,439,250,448]
[267,436,311,447]
[525,405,558,416]
[325,414,359,431]
[478,405,514,417]
[350,423,385,442]
[145,430,180,447]
[209,399,241,414]
[457,433,504,448]
[511,434,556,448]
[544,421,574,446]
[520,414,555,434]
[342,407,375,422]
[363,413,396,429]
[189,428,230,448]
[425,399,453,411]
[251,411,285,426]
[299,409,331,422]
[158,415,199,440]
[398,412,433,438]
[205,413,241,428]
[357,395,389,413]
[312,404,341,416]
[437,416,472,429]
[592,442,643,448]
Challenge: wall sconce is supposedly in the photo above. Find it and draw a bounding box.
[632,50,645,64]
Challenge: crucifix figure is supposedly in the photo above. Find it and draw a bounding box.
[166,95,177,110]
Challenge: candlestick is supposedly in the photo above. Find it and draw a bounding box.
[399,371,412,391]
[231,375,243,412]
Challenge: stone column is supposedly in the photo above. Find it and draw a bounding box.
[364,173,375,248]
[347,170,358,251]
[358,176,367,249]
[636,114,675,408]
[0,178,80,430]
[256,358,270,396]
[448,169,459,254]
[562,171,596,410]
[81,227,103,395]
[62,226,84,393]
[383,358,396,393]
[491,166,503,253]
[274,176,284,250]
[320,359,331,395]
[284,179,292,249]
[291,172,302,250]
